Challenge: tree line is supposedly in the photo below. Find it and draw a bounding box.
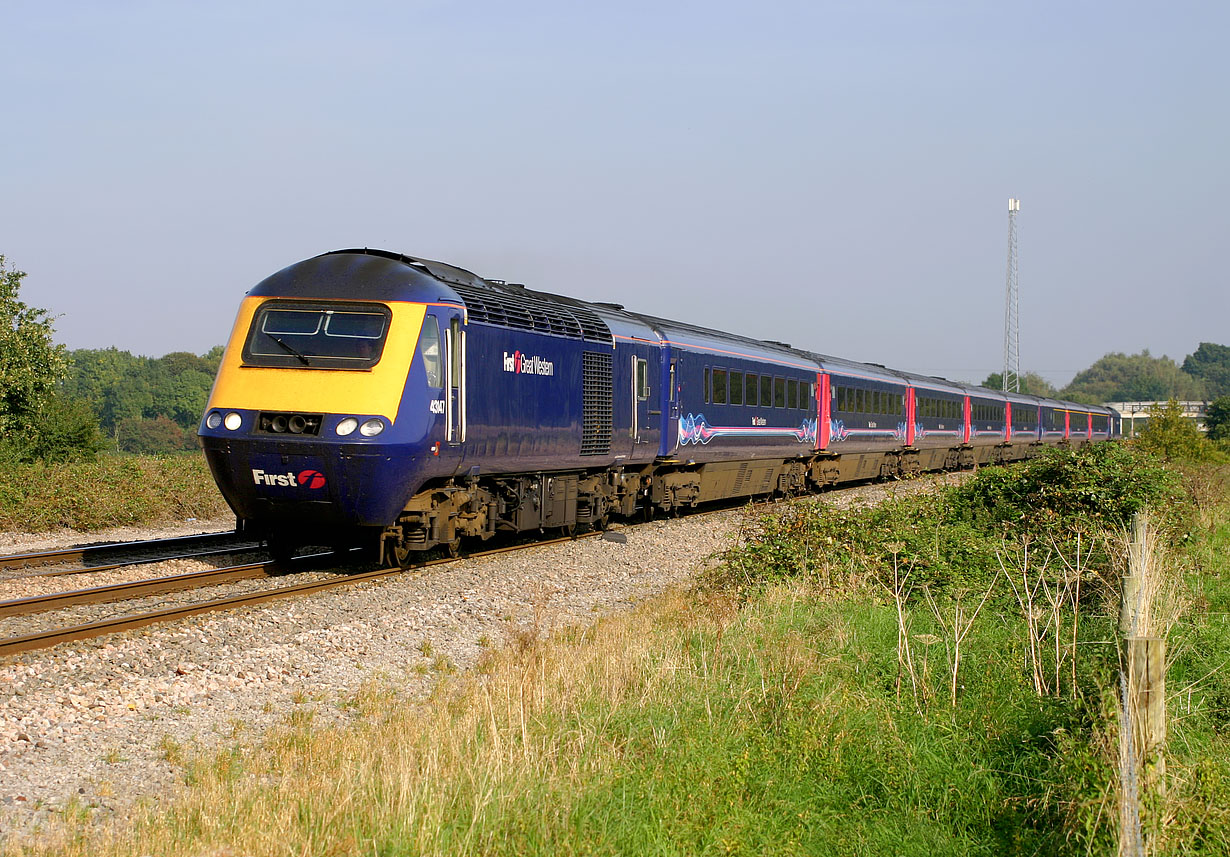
[0,255,223,461]
[981,344,1230,404]
[4,252,1230,462]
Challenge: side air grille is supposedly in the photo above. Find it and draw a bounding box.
[581,351,613,456]
[450,283,612,344]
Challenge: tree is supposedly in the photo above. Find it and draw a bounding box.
[0,255,68,435]
[66,346,223,444]
[1183,342,1230,398]
[980,371,1057,398]
[1205,396,1230,441]
[1135,399,1209,462]
[1060,350,1205,404]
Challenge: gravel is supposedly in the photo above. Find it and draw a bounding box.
[0,476,960,841]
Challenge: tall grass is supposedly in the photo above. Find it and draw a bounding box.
[0,453,229,533]
[21,584,1117,857]
[15,447,1230,856]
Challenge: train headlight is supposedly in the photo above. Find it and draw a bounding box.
[335,417,358,437]
[359,418,385,437]
[206,411,222,429]
[223,412,243,431]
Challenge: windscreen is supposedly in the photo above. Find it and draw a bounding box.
[242,300,392,369]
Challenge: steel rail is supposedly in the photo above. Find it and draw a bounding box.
[5,546,264,581]
[0,530,244,571]
[0,532,601,657]
[0,560,281,618]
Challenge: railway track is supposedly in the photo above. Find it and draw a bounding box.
[0,487,826,659]
[0,532,603,658]
[0,530,256,575]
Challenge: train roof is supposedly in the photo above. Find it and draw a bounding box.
[276,251,1117,417]
[806,354,909,386]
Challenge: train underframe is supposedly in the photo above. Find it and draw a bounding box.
[374,438,1088,567]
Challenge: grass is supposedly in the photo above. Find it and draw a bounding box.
[17,582,1123,857]
[0,453,229,533]
[13,449,1230,856]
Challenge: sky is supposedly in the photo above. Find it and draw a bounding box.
[2,0,1226,388]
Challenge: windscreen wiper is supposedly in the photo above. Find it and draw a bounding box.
[270,336,311,366]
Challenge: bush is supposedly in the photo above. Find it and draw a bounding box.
[0,392,104,464]
[0,453,229,532]
[711,443,1188,596]
[1134,399,1221,463]
[116,415,200,454]
[952,442,1188,535]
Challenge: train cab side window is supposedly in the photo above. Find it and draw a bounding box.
[636,359,650,400]
[713,369,728,405]
[787,379,798,410]
[449,318,461,390]
[419,316,442,388]
[761,375,773,408]
[746,373,758,406]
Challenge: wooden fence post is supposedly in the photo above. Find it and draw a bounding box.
[1128,635,1166,792]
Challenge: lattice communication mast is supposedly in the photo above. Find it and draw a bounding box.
[1002,198,1021,393]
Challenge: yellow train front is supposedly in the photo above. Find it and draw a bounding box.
[198,250,469,559]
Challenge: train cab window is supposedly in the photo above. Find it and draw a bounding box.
[419,316,442,388]
[761,375,773,408]
[703,368,710,404]
[713,369,728,404]
[787,379,798,410]
[730,371,744,405]
[449,318,461,390]
[774,377,786,408]
[745,373,758,406]
[243,300,391,370]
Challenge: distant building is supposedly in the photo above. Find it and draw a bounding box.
[1104,401,1208,437]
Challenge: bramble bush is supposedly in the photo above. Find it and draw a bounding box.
[709,443,1189,597]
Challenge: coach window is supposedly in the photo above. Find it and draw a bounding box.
[787,379,798,410]
[761,375,773,408]
[773,377,785,409]
[745,373,758,406]
[703,368,710,404]
[713,369,728,404]
[730,371,744,405]
[419,316,442,388]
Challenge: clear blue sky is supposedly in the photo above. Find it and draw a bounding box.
[2,0,1226,387]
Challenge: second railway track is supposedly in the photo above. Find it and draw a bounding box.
[0,531,605,658]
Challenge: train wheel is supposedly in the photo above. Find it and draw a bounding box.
[390,541,417,570]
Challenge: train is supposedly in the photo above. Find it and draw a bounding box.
[197,248,1120,564]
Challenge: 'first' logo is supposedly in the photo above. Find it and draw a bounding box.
[252,469,326,489]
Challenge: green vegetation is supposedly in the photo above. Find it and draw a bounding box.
[0,454,229,532]
[0,255,102,463]
[19,445,1230,856]
[979,370,1056,396]
[1060,349,1206,404]
[64,346,223,453]
[1204,395,1230,441]
[1182,342,1230,398]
